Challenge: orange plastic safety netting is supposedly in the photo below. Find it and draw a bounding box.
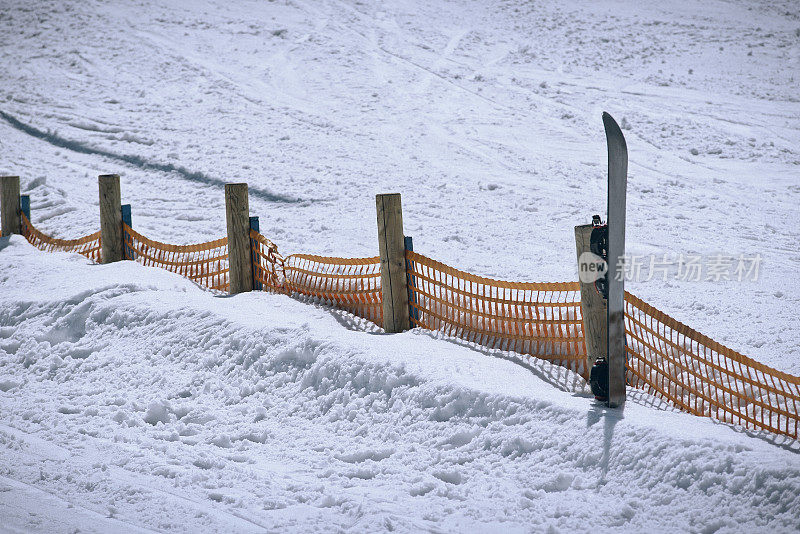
[123,223,229,291]
[21,213,102,262]
[15,212,800,439]
[624,293,800,439]
[282,253,383,326]
[405,251,587,373]
[250,229,285,291]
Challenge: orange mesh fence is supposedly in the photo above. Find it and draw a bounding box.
[250,229,285,291]
[405,251,587,374]
[404,251,800,438]
[283,253,382,326]
[21,213,102,262]
[624,293,800,439]
[123,223,229,291]
[13,210,800,439]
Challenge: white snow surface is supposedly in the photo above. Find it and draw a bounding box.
[0,0,798,371]
[1,0,799,531]
[0,236,798,533]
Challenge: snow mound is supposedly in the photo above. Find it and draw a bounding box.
[1,236,799,532]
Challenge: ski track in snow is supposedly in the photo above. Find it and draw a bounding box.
[0,110,302,205]
[1,0,800,531]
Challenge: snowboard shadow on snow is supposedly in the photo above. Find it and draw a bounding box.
[599,391,800,453]
[587,404,622,485]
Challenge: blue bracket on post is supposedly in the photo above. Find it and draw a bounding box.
[20,195,30,234]
[20,195,30,220]
[120,204,132,260]
[404,236,419,329]
[249,216,262,290]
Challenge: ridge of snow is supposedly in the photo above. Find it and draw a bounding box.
[1,236,798,533]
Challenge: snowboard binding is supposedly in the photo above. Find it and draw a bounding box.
[591,354,631,401]
[590,357,610,401]
[589,214,609,300]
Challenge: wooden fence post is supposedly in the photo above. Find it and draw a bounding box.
[1,176,21,236]
[225,183,253,294]
[99,174,122,264]
[575,223,607,371]
[376,193,409,333]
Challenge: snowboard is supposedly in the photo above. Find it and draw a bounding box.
[602,112,628,408]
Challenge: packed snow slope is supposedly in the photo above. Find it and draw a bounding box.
[1,236,799,533]
[1,0,800,531]
[0,0,798,372]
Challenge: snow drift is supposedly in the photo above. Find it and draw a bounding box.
[2,0,799,531]
[1,236,798,533]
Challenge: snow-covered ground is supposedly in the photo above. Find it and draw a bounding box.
[1,0,799,531]
[2,0,799,370]
[1,236,799,533]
